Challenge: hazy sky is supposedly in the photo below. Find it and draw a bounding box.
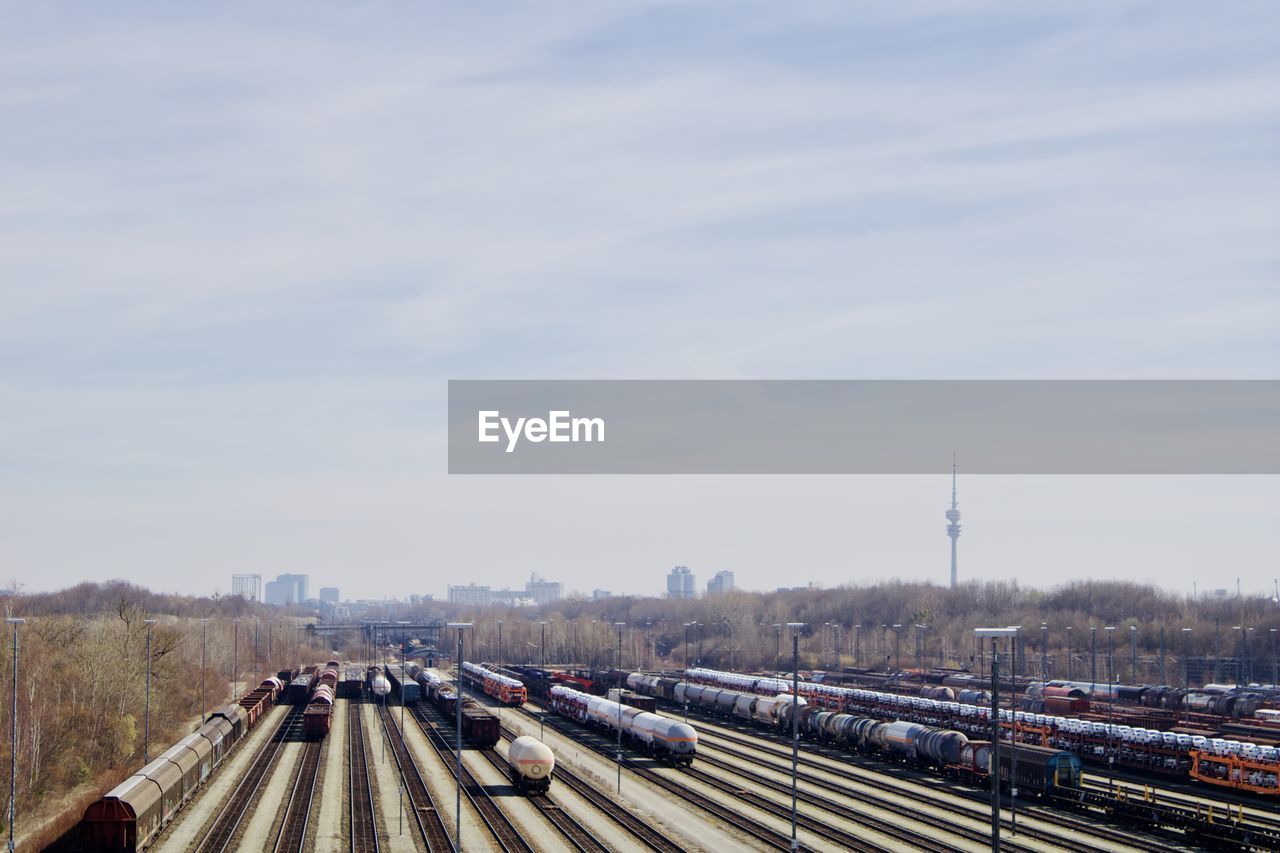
[2,4,1277,600]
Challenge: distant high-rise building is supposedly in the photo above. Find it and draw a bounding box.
[667,566,696,599]
[525,573,563,606]
[264,573,309,605]
[231,574,263,602]
[448,584,492,606]
[319,587,340,605]
[592,589,613,600]
[706,570,734,596]
[946,454,961,589]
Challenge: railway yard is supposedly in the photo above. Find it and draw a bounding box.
[75,661,1280,852]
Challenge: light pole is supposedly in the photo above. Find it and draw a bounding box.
[1130,625,1138,683]
[615,622,625,794]
[371,671,390,763]
[786,622,805,852]
[686,623,695,671]
[853,625,861,669]
[976,628,1016,853]
[1090,625,1097,686]
[231,620,239,701]
[1105,626,1117,790]
[143,619,156,763]
[1232,626,1243,687]
[497,621,502,669]
[446,622,473,851]
[200,618,209,722]
[892,624,902,672]
[1181,628,1193,724]
[1271,628,1278,688]
[399,642,406,835]
[540,621,548,739]
[1040,623,1048,680]
[914,624,928,671]
[1007,624,1021,835]
[1066,626,1073,680]
[7,617,24,853]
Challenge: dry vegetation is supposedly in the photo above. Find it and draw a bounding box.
[2,577,1276,850]
[0,581,322,851]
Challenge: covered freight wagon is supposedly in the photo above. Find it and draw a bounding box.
[995,744,1081,796]
[81,776,164,852]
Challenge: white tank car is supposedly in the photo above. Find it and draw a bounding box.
[508,736,555,793]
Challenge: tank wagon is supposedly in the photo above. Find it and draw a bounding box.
[507,736,555,793]
[80,678,283,851]
[549,685,697,765]
[679,667,1280,796]
[464,661,528,705]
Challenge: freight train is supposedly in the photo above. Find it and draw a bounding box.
[302,660,339,740]
[407,663,500,748]
[464,661,528,705]
[681,668,1280,796]
[80,677,283,851]
[548,685,698,765]
[643,675,1081,798]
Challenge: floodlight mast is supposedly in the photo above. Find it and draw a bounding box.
[975,628,1017,853]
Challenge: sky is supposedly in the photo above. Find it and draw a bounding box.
[1,3,1277,600]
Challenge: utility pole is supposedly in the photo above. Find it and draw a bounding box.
[1007,625,1021,836]
[787,623,805,852]
[540,621,548,739]
[615,622,625,794]
[1130,625,1138,683]
[144,619,156,763]
[1090,625,1097,686]
[7,617,25,853]
[1105,626,1117,790]
[1066,626,1073,681]
[1040,623,1048,680]
[853,625,861,669]
[232,620,239,701]
[446,623,472,851]
[200,618,209,722]
[976,628,1016,853]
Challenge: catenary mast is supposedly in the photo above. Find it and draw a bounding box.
[946,453,961,589]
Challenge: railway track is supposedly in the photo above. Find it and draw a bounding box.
[416,701,608,853]
[677,700,1176,852]
[272,737,323,853]
[1082,774,1280,833]
[193,705,302,853]
[407,702,533,853]
[509,699,811,851]
[696,721,1164,852]
[495,723,683,853]
[348,699,379,853]
[377,701,457,853]
[683,761,959,852]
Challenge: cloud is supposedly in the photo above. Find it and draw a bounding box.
[0,3,1276,595]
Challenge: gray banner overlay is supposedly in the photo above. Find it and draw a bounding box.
[448,380,1279,474]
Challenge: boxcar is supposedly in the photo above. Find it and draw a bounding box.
[81,775,164,852]
[386,664,422,704]
[154,740,201,805]
[198,717,232,765]
[995,744,1082,796]
[208,703,248,745]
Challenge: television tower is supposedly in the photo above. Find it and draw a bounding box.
[946,453,961,589]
